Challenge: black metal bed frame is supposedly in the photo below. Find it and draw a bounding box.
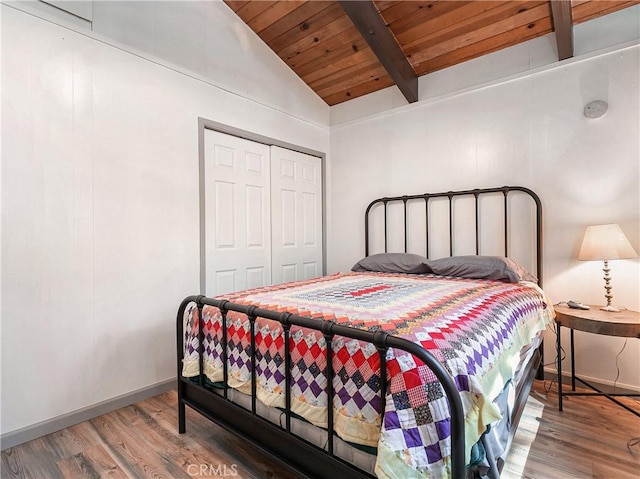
[364,185,542,283]
[177,186,544,479]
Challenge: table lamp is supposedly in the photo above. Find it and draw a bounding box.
[578,224,638,312]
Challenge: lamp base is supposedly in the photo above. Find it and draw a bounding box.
[600,305,621,312]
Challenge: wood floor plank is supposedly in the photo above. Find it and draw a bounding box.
[43,426,89,459]
[2,382,639,478]
[1,439,65,479]
[591,460,640,479]
[522,383,640,478]
[1,446,36,479]
[89,411,176,478]
[127,392,300,479]
[114,404,248,479]
[56,445,128,479]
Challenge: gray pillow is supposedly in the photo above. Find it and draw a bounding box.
[351,253,430,274]
[422,255,538,283]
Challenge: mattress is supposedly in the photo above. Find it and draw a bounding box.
[182,271,553,479]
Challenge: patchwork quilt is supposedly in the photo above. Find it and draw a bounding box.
[182,272,553,479]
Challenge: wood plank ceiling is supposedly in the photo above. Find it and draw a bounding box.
[224,0,640,106]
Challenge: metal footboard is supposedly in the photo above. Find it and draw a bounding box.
[177,295,466,479]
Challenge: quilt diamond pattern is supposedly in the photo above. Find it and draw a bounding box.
[182,272,553,478]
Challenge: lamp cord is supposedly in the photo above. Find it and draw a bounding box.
[541,321,565,396]
[613,338,627,392]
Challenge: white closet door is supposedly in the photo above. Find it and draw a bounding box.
[270,146,323,284]
[204,130,271,296]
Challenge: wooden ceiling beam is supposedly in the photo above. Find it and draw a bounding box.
[549,0,574,60]
[338,0,418,103]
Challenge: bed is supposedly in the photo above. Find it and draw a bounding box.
[177,186,553,479]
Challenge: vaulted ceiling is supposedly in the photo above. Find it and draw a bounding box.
[224,0,640,105]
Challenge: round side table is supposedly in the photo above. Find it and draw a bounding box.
[554,304,640,417]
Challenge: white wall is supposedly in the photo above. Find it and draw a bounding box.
[6,0,328,126]
[89,0,328,126]
[329,16,640,389]
[1,2,329,436]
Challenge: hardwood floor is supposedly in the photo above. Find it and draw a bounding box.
[511,380,640,479]
[2,380,639,478]
[516,380,640,479]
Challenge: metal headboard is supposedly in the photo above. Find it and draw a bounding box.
[364,186,543,286]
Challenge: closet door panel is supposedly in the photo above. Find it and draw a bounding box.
[270,146,323,284]
[204,130,271,296]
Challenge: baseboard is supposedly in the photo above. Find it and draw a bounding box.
[1,377,176,450]
[542,367,640,394]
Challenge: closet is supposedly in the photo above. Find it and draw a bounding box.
[203,129,323,296]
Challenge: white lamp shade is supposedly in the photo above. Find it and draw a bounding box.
[578,224,638,261]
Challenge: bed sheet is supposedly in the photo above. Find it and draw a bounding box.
[182,272,553,479]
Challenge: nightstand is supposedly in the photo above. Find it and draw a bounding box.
[554,304,640,417]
